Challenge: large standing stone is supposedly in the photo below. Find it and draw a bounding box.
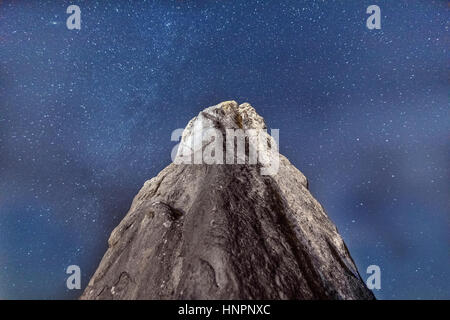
[81,101,375,300]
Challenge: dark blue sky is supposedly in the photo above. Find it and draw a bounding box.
[0,0,448,299]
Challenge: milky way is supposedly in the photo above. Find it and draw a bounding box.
[0,1,448,299]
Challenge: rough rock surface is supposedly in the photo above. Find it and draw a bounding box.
[81,101,375,300]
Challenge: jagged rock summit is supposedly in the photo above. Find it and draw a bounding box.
[81,101,374,300]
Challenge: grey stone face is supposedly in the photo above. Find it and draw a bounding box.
[81,101,375,300]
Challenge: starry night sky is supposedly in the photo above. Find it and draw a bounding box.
[0,0,448,300]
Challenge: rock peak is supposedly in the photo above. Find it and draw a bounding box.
[189,100,266,131]
[174,101,276,174]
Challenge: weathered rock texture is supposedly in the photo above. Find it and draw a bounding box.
[81,101,375,300]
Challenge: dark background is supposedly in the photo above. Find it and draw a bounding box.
[0,0,448,299]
